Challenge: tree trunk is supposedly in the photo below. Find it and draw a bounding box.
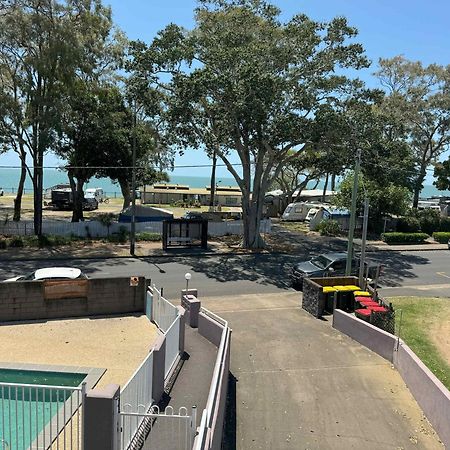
[322,173,329,202]
[331,173,336,191]
[209,150,217,209]
[33,153,43,236]
[119,177,132,210]
[412,168,427,208]
[242,197,265,248]
[68,171,85,222]
[241,172,268,249]
[13,159,27,221]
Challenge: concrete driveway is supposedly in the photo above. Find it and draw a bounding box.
[201,292,443,450]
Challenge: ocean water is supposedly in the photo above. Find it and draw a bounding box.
[0,168,449,199]
[0,168,237,196]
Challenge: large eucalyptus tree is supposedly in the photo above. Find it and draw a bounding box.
[129,0,369,247]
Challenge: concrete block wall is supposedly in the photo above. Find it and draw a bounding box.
[395,341,450,449]
[332,309,397,362]
[198,312,224,347]
[0,277,146,322]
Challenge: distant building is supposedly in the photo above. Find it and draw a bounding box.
[140,184,242,206]
[119,205,173,222]
[293,189,336,203]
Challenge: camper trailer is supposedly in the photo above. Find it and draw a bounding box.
[281,202,327,222]
[309,206,361,231]
[85,188,107,203]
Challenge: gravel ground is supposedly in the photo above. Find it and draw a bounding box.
[0,314,158,387]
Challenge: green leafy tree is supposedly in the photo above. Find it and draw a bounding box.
[434,159,450,191]
[334,173,412,228]
[128,0,369,248]
[272,149,323,210]
[0,0,114,232]
[375,56,450,208]
[58,82,170,218]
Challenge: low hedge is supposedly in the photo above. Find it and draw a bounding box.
[432,232,450,244]
[381,232,429,244]
[136,232,161,242]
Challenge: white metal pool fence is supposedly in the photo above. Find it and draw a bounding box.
[120,406,197,450]
[119,286,182,449]
[151,285,179,333]
[0,381,85,450]
[164,315,181,379]
[120,350,154,450]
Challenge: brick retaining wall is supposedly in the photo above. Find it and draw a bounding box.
[0,277,146,321]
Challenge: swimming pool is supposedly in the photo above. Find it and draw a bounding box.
[0,368,86,450]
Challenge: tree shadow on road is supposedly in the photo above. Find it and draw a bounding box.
[366,251,431,287]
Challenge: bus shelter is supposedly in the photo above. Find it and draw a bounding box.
[162,219,208,250]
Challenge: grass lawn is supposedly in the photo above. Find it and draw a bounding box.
[278,221,310,234]
[390,297,450,390]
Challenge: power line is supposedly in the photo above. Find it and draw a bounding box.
[0,162,244,170]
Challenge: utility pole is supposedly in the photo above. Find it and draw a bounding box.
[130,102,137,256]
[358,197,369,287]
[345,148,361,275]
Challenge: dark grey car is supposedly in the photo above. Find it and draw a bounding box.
[292,252,362,290]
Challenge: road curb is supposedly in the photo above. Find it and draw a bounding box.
[0,249,276,262]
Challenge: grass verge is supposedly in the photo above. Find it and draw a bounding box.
[390,296,450,390]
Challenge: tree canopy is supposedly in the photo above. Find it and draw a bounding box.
[128,0,370,247]
[375,56,450,207]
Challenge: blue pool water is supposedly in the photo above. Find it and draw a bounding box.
[0,369,86,450]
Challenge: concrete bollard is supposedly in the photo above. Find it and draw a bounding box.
[181,292,201,328]
[152,334,166,403]
[84,384,120,450]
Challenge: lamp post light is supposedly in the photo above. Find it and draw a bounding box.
[185,272,192,292]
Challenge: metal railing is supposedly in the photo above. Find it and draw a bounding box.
[193,308,231,450]
[0,381,85,450]
[120,405,196,450]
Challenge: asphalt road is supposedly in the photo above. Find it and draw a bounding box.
[1,249,449,299]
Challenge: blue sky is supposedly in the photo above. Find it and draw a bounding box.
[2,0,449,180]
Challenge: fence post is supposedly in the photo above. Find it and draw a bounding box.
[191,405,197,444]
[151,335,166,403]
[177,305,186,353]
[83,384,120,450]
[81,382,87,450]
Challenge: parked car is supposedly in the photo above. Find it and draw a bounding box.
[83,197,99,211]
[448,239,450,250]
[4,267,88,282]
[183,211,204,220]
[291,252,375,290]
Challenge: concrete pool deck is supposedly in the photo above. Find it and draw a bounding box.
[0,314,158,388]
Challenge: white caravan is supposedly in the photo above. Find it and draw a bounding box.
[282,202,327,221]
[85,188,107,203]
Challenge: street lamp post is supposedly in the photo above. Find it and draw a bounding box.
[130,103,137,256]
[358,197,370,287]
[185,272,192,292]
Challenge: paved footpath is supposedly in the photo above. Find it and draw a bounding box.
[200,292,444,450]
